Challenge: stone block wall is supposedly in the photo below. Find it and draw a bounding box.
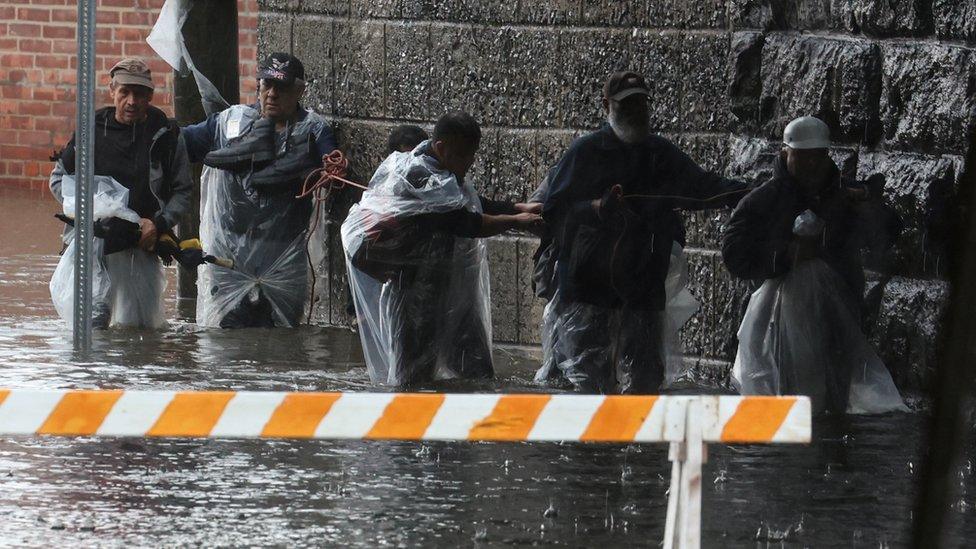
[259,0,975,392]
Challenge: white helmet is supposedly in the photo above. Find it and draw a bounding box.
[783,116,831,149]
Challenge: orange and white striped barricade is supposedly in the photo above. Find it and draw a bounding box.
[0,390,810,548]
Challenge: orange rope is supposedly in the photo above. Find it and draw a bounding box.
[299,150,368,325]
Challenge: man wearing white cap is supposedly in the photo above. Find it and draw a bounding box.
[723,116,906,415]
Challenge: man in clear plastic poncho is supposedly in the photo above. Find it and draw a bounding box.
[182,53,338,328]
[49,58,192,329]
[540,71,748,394]
[342,112,543,386]
[723,116,907,415]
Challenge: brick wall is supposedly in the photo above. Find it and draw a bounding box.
[261,0,976,391]
[0,0,258,190]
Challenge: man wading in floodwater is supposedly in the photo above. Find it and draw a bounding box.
[539,71,749,394]
[342,112,543,386]
[49,58,193,329]
[724,116,907,415]
[182,53,338,328]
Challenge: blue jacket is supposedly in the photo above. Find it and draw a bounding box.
[543,124,747,310]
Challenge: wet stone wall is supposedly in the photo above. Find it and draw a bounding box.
[258,0,976,392]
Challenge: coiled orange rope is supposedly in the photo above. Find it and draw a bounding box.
[299,149,368,324]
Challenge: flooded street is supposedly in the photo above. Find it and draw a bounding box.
[0,188,974,546]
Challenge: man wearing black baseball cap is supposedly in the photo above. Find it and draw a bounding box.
[537,70,749,394]
[182,52,339,328]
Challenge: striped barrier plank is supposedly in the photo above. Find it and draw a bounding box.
[0,390,810,443]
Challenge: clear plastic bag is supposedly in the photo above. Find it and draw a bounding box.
[341,145,493,386]
[732,259,907,414]
[196,105,323,328]
[50,175,166,329]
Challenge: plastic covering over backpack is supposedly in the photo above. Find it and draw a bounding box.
[50,175,166,329]
[341,145,493,386]
[197,105,326,328]
[732,210,907,415]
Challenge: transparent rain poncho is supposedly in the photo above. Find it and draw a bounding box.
[534,242,699,392]
[732,211,907,415]
[50,175,166,329]
[341,146,493,386]
[535,242,699,387]
[196,105,317,328]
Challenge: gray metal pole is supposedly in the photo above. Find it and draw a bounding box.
[72,0,96,351]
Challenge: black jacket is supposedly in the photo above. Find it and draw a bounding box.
[722,156,866,301]
[50,106,193,236]
[543,124,748,310]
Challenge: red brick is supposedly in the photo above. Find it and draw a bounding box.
[123,42,155,57]
[0,85,31,100]
[35,117,69,132]
[35,55,69,69]
[0,145,39,160]
[24,161,44,178]
[20,101,51,116]
[42,26,74,40]
[0,38,18,50]
[113,27,144,42]
[8,23,42,38]
[52,102,74,117]
[100,0,137,6]
[32,88,56,101]
[96,27,112,41]
[121,12,152,25]
[96,10,120,24]
[19,130,52,146]
[0,115,32,129]
[50,7,74,22]
[18,39,52,54]
[0,130,18,145]
[0,7,14,19]
[49,40,72,54]
[0,54,34,68]
[16,7,50,21]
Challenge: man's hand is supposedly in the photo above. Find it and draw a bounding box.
[592,184,624,220]
[514,202,543,215]
[137,218,158,251]
[513,212,544,234]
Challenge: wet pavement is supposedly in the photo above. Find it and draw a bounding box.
[0,187,974,546]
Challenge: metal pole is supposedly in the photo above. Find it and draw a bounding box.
[174,0,239,308]
[72,0,96,351]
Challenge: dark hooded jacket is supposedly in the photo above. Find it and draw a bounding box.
[543,124,748,311]
[50,105,193,236]
[722,155,866,301]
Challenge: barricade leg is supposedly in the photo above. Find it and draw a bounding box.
[664,398,706,549]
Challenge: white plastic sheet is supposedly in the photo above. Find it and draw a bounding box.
[341,145,493,386]
[50,175,166,329]
[146,0,229,115]
[732,258,907,415]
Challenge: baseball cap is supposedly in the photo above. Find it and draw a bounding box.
[603,70,649,101]
[257,53,305,85]
[110,58,154,91]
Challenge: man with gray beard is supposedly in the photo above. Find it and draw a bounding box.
[539,70,748,394]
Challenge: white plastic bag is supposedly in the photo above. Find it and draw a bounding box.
[732,259,907,414]
[50,175,166,329]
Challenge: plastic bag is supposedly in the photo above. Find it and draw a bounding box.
[342,144,493,386]
[197,105,323,328]
[732,259,907,414]
[50,175,165,329]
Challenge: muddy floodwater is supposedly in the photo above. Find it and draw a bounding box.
[0,186,973,547]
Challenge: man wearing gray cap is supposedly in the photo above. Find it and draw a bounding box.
[724,116,906,415]
[49,58,192,328]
